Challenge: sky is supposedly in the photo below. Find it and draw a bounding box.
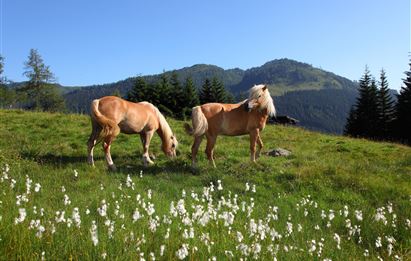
[1,0,410,89]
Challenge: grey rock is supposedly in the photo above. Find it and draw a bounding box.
[267,148,292,157]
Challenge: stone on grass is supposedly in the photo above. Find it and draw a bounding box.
[267,148,292,157]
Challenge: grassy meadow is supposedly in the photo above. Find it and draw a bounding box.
[0,109,410,260]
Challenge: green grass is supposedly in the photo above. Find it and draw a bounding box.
[0,109,410,260]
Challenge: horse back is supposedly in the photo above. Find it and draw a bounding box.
[96,97,158,134]
[200,102,269,136]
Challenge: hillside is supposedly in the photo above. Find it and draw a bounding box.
[0,110,410,260]
[60,59,363,134]
[230,59,357,96]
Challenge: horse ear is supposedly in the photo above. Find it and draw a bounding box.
[262,85,268,91]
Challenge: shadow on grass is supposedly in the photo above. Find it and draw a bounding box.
[115,158,194,176]
[20,150,194,174]
[20,151,88,166]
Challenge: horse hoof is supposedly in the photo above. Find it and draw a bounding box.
[108,164,117,171]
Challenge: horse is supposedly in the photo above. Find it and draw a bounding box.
[184,84,276,168]
[87,96,178,171]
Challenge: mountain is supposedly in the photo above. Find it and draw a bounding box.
[231,59,357,96]
[62,59,362,134]
[10,59,390,134]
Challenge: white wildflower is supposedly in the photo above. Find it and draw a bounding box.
[176,244,189,260]
[15,208,27,224]
[355,210,363,221]
[63,194,71,205]
[133,208,142,222]
[343,205,349,217]
[72,207,81,228]
[90,221,98,246]
[375,236,382,248]
[333,233,341,250]
[10,179,16,189]
[217,180,223,190]
[97,200,108,217]
[160,245,165,256]
[34,183,41,192]
[236,231,244,242]
[375,207,387,225]
[25,175,32,194]
[251,184,256,193]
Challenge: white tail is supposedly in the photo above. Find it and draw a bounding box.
[191,106,208,136]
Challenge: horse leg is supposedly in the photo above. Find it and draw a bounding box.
[249,129,259,162]
[205,134,217,168]
[87,122,101,167]
[256,133,263,159]
[141,131,155,166]
[103,136,116,171]
[191,135,203,168]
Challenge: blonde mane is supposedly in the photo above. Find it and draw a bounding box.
[154,106,178,149]
[248,84,276,117]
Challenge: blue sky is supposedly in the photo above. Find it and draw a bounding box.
[1,0,410,89]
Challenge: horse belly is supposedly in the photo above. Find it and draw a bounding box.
[119,121,144,134]
[220,120,248,136]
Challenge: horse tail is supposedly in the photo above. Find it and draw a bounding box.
[90,99,120,139]
[185,106,208,137]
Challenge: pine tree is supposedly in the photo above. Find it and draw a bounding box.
[394,61,411,145]
[181,76,199,118]
[199,78,213,104]
[211,77,227,103]
[344,67,379,138]
[156,73,173,116]
[344,107,358,136]
[376,69,395,139]
[22,49,65,112]
[0,55,13,108]
[169,71,185,118]
[0,55,4,84]
[111,89,122,98]
[128,77,149,102]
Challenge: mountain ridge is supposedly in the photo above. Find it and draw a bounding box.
[8,58,390,134]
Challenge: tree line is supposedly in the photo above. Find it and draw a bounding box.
[344,64,411,145]
[0,49,65,112]
[127,73,234,119]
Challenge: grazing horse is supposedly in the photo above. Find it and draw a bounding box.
[185,84,276,167]
[87,96,178,170]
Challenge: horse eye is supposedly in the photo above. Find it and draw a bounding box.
[258,95,261,98]
[172,143,175,148]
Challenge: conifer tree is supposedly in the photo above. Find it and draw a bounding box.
[170,71,185,118]
[0,55,4,84]
[156,73,173,116]
[376,69,395,139]
[211,77,227,103]
[22,49,65,112]
[128,77,149,102]
[199,78,213,104]
[344,107,358,136]
[394,61,411,144]
[182,76,199,118]
[344,67,379,138]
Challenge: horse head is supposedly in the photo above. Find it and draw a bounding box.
[246,85,275,116]
[163,134,178,159]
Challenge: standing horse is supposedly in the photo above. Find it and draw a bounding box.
[87,96,178,170]
[185,84,275,167]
